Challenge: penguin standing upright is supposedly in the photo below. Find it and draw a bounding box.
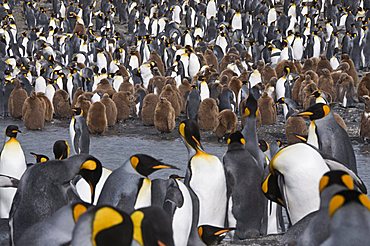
[223,131,265,239]
[296,102,357,173]
[0,125,26,218]
[70,108,90,154]
[178,119,227,228]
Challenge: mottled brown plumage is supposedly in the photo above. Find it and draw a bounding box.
[159,84,181,117]
[214,109,237,139]
[141,93,159,126]
[100,93,118,126]
[198,98,219,131]
[87,101,107,134]
[36,92,53,122]
[257,92,276,125]
[8,80,27,119]
[154,97,176,133]
[53,89,72,119]
[112,91,133,122]
[22,92,45,130]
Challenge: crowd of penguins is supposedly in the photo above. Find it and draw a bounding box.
[0,0,370,245]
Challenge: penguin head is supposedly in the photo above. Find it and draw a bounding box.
[262,172,286,207]
[5,125,21,138]
[178,119,203,152]
[197,225,235,245]
[241,95,259,118]
[328,190,370,217]
[226,131,246,147]
[53,140,70,160]
[296,103,331,120]
[129,154,178,177]
[91,206,133,246]
[30,152,50,163]
[319,170,355,193]
[258,139,269,153]
[79,156,103,204]
[72,107,83,116]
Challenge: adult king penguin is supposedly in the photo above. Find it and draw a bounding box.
[296,102,357,173]
[0,125,26,218]
[223,131,265,239]
[70,108,90,154]
[97,154,178,213]
[178,119,227,239]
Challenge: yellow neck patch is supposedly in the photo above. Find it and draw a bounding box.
[341,175,354,190]
[262,174,270,193]
[244,107,250,117]
[323,105,330,116]
[328,195,345,217]
[92,207,123,246]
[178,123,185,137]
[130,156,139,169]
[65,141,70,157]
[81,160,97,171]
[131,211,145,246]
[359,194,370,211]
[40,157,48,163]
[198,226,203,237]
[319,176,329,193]
[240,138,246,145]
[73,203,87,222]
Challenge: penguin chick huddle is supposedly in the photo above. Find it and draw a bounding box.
[0,0,369,143]
[0,0,370,245]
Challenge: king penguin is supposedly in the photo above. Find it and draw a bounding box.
[223,131,265,239]
[296,170,367,246]
[97,154,178,213]
[321,190,370,246]
[10,155,103,244]
[296,102,357,173]
[71,205,133,246]
[70,108,90,154]
[178,119,227,243]
[131,206,175,246]
[17,202,90,246]
[0,125,26,218]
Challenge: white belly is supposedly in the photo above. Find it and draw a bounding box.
[200,82,209,101]
[267,201,278,234]
[76,167,112,205]
[134,178,152,209]
[190,153,227,227]
[172,180,193,246]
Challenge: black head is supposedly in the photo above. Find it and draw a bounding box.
[241,95,259,118]
[198,225,235,245]
[30,152,50,163]
[5,125,21,138]
[92,206,133,246]
[296,103,330,120]
[72,107,83,116]
[178,119,203,151]
[227,131,246,145]
[262,172,285,207]
[79,156,103,204]
[53,140,70,160]
[319,170,354,194]
[129,154,178,177]
[258,139,269,152]
[328,190,370,217]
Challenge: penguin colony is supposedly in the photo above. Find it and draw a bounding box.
[0,0,370,245]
